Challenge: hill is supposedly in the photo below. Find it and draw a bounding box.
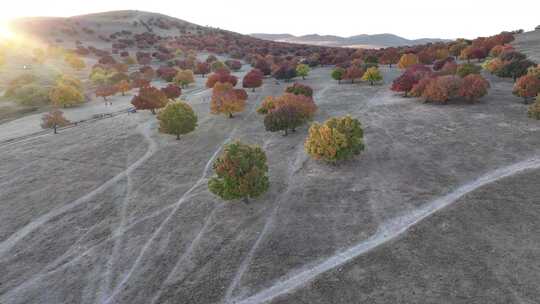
[250,32,450,48]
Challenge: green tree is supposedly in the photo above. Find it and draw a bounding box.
[331,67,345,84]
[296,64,310,80]
[208,141,269,204]
[158,101,198,140]
[361,67,383,85]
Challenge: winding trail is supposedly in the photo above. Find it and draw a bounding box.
[231,156,540,304]
[0,120,157,258]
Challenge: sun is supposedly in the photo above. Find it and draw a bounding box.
[0,20,16,40]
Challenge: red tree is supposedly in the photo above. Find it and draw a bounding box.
[96,85,117,102]
[206,69,238,88]
[513,75,540,103]
[195,62,211,77]
[459,74,490,102]
[242,69,263,91]
[131,86,169,114]
[161,84,182,100]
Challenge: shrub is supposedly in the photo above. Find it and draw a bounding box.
[242,69,263,91]
[210,82,246,118]
[304,115,365,163]
[331,67,345,84]
[496,59,536,81]
[264,104,304,136]
[361,67,383,85]
[439,61,458,75]
[208,141,269,204]
[410,77,434,97]
[161,84,182,100]
[296,64,310,80]
[41,109,70,133]
[131,86,168,114]
[512,75,540,103]
[157,101,197,140]
[285,83,313,97]
[397,53,419,69]
[528,96,540,120]
[459,74,490,102]
[456,63,481,78]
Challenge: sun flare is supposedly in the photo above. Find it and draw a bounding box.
[0,20,16,40]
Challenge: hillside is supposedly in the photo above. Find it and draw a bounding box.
[1,10,540,304]
[250,32,449,48]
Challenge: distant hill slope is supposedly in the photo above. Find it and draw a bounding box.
[512,29,540,64]
[250,33,450,49]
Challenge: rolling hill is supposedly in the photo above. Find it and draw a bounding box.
[251,32,450,49]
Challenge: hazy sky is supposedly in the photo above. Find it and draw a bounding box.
[1,0,539,39]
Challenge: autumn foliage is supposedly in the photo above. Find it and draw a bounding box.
[459,74,491,102]
[131,86,169,114]
[512,75,540,103]
[242,69,263,91]
[161,84,182,100]
[285,83,313,97]
[206,69,238,88]
[210,82,246,118]
[397,53,419,69]
[304,115,365,163]
[41,109,71,134]
[208,141,269,204]
[528,96,540,120]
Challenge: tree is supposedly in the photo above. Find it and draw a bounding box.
[496,59,536,81]
[208,141,269,204]
[157,66,179,82]
[116,80,130,96]
[344,66,364,83]
[379,48,400,67]
[331,67,345,84]
[264,104,304,136]
[210,82,246,118]
[157,101,197,140]
[273,64,296,82]
[206,69,238,88]
[174,69,195,88]
[49,83,85,107]
[410,77,434,98]
[422,75,463,103]
[131,86,169,114]
[95,85,117,102]
[257,93,317,119]
[41,108,70,134]
[254,59,271,75]
[296,64,310,80]
[65,54,86,70]
[361,67,383,85]
[528,96,540,120]
[211,61,226,71]
[528,65,540,79]
[195,62,210,77]
[459,74,491,102]
[161,84,182,100]
[512,75,540,103]
[397,53,419,69]
[285,83,313,97]
[391,73,417,96]
[304,115,365,163]
[456,63,481,78]
[242,69,263,91]
[225,59,242,71]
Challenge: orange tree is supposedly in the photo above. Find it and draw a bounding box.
[210,82,246,118]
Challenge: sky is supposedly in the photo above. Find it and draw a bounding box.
[0,0,539,39]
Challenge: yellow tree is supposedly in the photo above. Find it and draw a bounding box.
[49,83,84,107]
[361,67,383,85]
[397,53,419,69]
[174,69,195,88]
